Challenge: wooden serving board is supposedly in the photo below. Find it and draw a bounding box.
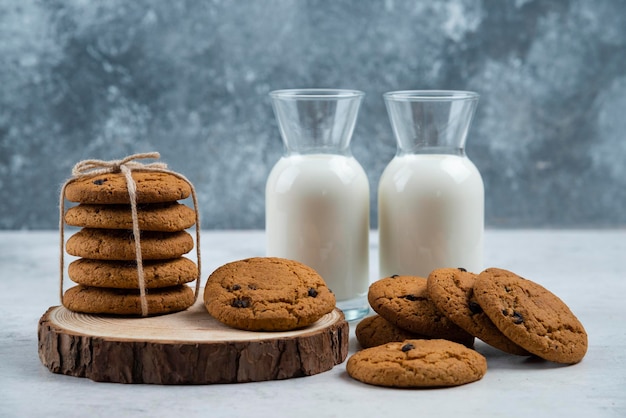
[38,297,349,385]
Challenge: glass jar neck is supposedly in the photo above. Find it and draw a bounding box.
[270,89,364,157]
[384,90,479,157]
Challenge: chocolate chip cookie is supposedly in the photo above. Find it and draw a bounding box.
[346,339,487,388]
[62,284,194,316]
[64,202,196,232]
[473,268,588,364]
[66,228,194,260]
[427,268,530,356]
[368,275,474,347]
[204,257,336,331]
[355,314,429,349]
[64,171,191,204]
[68,257,198,289]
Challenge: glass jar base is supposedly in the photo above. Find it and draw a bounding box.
[337,296,370,321]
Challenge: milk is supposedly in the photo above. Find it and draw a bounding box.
[266,153,370,302]
[378,153,484,278]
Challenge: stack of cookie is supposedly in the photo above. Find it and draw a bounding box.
[348,267,588,388]
[61,170,199,316]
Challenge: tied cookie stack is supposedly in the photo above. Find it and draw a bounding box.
[59,153,201,316]
[347,267,588,388]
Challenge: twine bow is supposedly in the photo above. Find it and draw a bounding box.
[71,152,169,177]
[59,152,202,317]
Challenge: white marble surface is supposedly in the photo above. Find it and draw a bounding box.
[1,229,625,418]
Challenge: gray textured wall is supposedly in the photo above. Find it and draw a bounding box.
[1,0,625,230]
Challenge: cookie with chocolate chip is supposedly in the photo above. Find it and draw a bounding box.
[473,268,588,364]
[65,202,196,232]
[62,284,194,316]
[427,268,530,356]
[355,314,430,349]
[64,171,191,204]
[368,275,474,347]
[203,257,336,331]
[346,339,487,388]
[66,228,194,260]
[68,257,198,289]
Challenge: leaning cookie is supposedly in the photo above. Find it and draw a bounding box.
[64,171,191,204]
[68,257,198,289]
[62,284,194,316]
[474,268,588,364]
[355,314,430,349]
[65,202,196,232]
[427,268,530,356]
[204,257,336,331]
[368,275,474,347]
[346,339,487,388]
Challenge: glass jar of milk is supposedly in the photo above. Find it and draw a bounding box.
[378,91,483,279]
[266,89,370,321]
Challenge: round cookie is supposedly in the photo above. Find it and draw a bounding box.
[427,268,530,356]
[65,202,196,232]
[66,228,194,260]
[62,284,195,316]
[473,268,588,364]
[64,171,191,204]
[346,339,487,388]
[204,257,336,331]
[356,314,430,349]
[68,257,198,289]
[368,275,474,347]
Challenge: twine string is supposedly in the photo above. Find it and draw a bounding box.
[71,153,169,177]
[59,152,202,317]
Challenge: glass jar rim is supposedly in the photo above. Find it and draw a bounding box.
[384,90,479,101]
[270,88,365,100]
